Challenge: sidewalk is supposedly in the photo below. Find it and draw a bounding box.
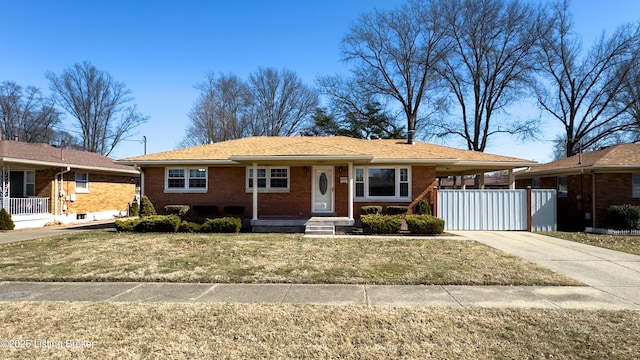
[1,281,638,310]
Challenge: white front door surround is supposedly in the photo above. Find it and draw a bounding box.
[312,166,334,213]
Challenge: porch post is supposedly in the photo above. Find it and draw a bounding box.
[480,172,485,189]
[1,165,9,211]
[348,161,354,220]
[252,162,258,221]
[508,169,515,189]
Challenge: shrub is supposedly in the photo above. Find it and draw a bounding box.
[165,205,190,217]
[201,217,242,233]
[177,221,201,233]
[115,218,139,232]
[134,215,181,232]
[0,208,15,230]
[139,196,157,217]
[405,215,445,234]
[223,206,245,217]
[360,214,402,234]
[415,199,431,216]
[129,201,139,217]
[360,206,383,216]
[608,204,640,230]
[386,205,409,215]
[193,205,218,216]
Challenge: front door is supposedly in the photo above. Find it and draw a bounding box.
[312,167,334,213]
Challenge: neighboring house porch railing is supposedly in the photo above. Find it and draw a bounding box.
[1,197,50,215]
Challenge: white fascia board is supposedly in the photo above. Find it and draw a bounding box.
[1,157,140,175]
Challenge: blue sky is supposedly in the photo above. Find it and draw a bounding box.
[2,0,639,162]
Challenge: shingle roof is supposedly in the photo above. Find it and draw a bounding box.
[119,136,533,166]
[516,143,640,178]
[0,140,138,174]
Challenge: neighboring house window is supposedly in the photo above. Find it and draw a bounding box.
[557,176,568,198]
[532,178,540,189]
[633,173,640,198]
[75,172,89,193]
[246,167,289,192]
[25,170,35,196]
[354,166,411,200]
[165,168,207,191]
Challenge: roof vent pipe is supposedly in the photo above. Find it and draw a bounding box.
[407,129,416,145]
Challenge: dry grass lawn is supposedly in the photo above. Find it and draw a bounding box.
[542,231,640,256]
[0,302,639,359]
[0,230,580,285]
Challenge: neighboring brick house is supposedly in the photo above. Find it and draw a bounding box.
[0,140,139,229]
[515,144,640,231]
[118,136,535,229]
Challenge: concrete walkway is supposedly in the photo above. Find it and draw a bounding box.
[0,228,639,310]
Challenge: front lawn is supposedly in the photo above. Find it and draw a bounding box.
[0,230,580,285]
[1,302,638,359]
[541,232,640,256]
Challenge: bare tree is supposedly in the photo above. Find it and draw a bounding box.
[180,73,252,147]
[341,0,449,143]
[248,67,318,136]
[46,61,148,156]
[536,1,640,157]
[434,0,543,152]
[0,81,61,143]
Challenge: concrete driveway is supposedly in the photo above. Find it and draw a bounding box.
[451,231,640,308]
[0,220,115,245]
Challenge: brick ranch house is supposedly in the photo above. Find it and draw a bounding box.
[515,143,640,231]
[1,140,139,229]
[118,136,536,231]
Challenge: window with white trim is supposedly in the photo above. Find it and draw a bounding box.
[633,173,640,198]
[557,176,568,198]
[165,168,207,191]
[354,166,411,200]
[247,167,289,192]
[25,170,35,196]
[75,172,89,193]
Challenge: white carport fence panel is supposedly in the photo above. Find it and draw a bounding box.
[436,189,556,231]
[531,189,557,232]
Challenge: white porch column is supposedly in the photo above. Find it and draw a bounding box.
[508,169,515,189]
[252,162,258,221]
[348,161,354,220]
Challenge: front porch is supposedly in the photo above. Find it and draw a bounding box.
[1,196,55,229]
[251,217,355,235]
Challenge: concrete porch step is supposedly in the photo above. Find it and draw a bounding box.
[304,224,335,236]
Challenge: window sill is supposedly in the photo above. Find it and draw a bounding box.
[164,188,208,193]
[354,197,410,202]
[245,188,290,193]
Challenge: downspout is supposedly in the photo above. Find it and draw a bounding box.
[54,167,71,222]
[134,164,144,200]
[348,161,354,221]
[592,173,597,228]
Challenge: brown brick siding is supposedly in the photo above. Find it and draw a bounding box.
[143,164,437,219]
